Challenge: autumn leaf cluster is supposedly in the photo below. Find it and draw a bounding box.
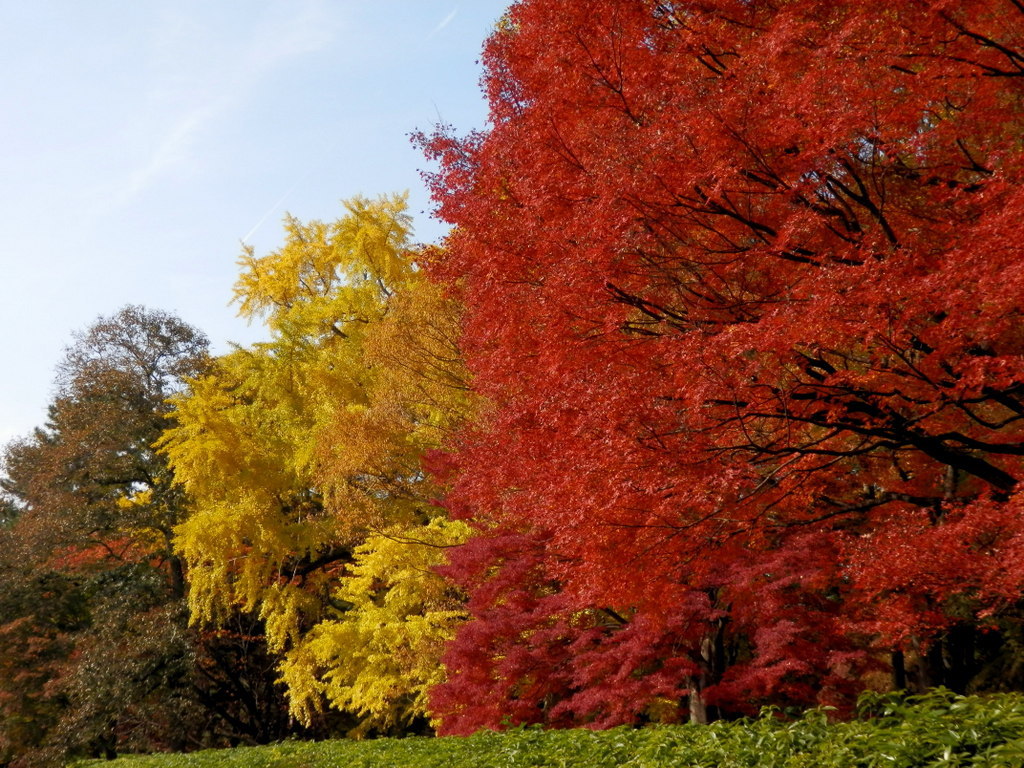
[416,0,1024,734]
[5,0,1024,762]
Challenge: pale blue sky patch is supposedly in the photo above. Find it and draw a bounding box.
[0,0,508,447]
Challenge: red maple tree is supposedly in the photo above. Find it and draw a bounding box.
[422,0,1024,731]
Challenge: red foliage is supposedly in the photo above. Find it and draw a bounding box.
[432,526,707,733]
[422,0,1024,732]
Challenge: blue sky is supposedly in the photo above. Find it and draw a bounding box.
[0,1,508,445]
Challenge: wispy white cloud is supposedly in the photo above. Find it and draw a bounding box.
[428,8,458,39]
[103,1,343,208]
[112,105,214,207]
[244,1,339,68]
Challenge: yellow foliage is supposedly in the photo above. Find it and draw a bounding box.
[279,519,470,731]
[234,194,414,337]
[160,194,473,729]
[115,489,153,509]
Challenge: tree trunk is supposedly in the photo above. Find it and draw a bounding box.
[892,649,907,690]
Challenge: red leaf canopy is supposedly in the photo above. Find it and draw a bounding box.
[422,0,1024,732]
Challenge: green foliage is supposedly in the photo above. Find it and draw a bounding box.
[0,307,212,766]
[76,690,1024,768]
[0,307,297,766]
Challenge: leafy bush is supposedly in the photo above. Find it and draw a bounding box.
[77,690,1024,768]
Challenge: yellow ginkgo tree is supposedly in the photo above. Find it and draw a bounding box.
[159,194,473,733]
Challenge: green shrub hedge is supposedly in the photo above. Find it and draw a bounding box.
[77,689,1024,768]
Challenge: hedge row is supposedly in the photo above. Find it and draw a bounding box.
[78,690,1024,768]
